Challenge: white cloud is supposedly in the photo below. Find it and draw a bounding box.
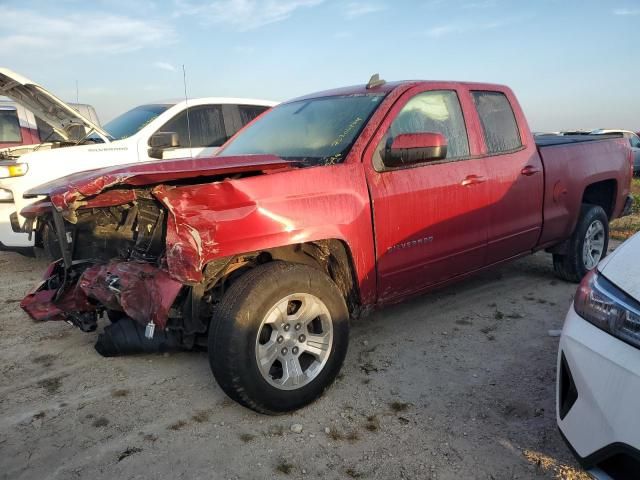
[0,7,176,56]
[153,61,177,72]
[343,2,386,18]
[174,0,324,31]
[614,8,640,15]
[426,19,507,37]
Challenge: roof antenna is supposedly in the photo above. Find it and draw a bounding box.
[182,64,193,159]
[366,73,386,89]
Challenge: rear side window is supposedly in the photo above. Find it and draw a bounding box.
[472,91,522,153]
[238,105,269,125]
[0,108,22,143]
[390,90,470,158]
[630,135,640,149]
[160,105,227,148]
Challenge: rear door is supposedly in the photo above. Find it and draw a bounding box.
[469,90,544,264]
[364,86,490,302]
[223,104,270,138]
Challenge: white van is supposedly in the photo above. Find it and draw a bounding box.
[0,68,277,253]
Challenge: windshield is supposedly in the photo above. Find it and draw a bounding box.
[220,94,386,164]
[103,104,172,140]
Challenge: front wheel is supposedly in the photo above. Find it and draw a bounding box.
[553,204,609,282]
[208,262,349,414]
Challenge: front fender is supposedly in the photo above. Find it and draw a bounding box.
[152,163,377,304]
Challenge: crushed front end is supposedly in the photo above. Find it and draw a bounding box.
[20,189,203,354]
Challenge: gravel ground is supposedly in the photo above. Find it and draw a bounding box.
[0,248,600,480]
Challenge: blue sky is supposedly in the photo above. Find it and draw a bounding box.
[1,0,638,131]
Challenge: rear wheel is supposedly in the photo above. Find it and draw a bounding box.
[208,261,349,414]
[553,204,609,282]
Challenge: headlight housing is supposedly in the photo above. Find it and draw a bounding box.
[0,163,28,179]
[0,188,13,202]
[575,270,640,349]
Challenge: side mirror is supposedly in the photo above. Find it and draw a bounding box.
[148,132,180,159]
[149,132,180,149]
[383,132,448,168]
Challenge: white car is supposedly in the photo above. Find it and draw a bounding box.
[0,68,277,254]
[557,232,640,479]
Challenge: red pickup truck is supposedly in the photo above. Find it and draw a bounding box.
[20,78,634,414]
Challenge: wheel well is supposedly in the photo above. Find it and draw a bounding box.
[582,180,616,219]
[206,240,361,315]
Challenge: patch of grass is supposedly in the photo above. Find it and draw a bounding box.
[118,446,142,462]
[32,411,46,420]
[37,375,63,394]
[480,325,497,335]
[275,459,294,475]
[92,417,109,428]
[191,410,211,423]
[239,433,256,443]
[364,415,379,432]
[326,426,360,442]
[611,180,640,241]
[267,425,285,436]
[111,389,129,398]
[142,433,158,442]
[494,310,504,320]
[506,313,524,319]
[168,420,188,431]
[346,467,364,478]
[455,318,473,326]
[32,354,56,367]
[389,401,410,413]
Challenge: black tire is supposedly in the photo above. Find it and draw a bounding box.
[106,309,126,323]
[553,204,609,283]
[208,261,349,414]
[41,224,62,260]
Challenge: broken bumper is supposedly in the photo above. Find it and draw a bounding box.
[21,259,183,330]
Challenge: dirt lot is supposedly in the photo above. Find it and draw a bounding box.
[0,248,602,480]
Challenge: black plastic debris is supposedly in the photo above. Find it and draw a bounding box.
[95,317,183,357]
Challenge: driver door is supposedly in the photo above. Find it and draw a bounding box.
[364,87,490,303]
[141,105,229,160]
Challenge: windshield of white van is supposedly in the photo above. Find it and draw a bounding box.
[104,104,172,140]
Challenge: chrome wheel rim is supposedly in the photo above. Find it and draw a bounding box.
[255,293,333,391]
[583,219,605,270]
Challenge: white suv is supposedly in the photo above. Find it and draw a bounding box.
[557,233,640,479]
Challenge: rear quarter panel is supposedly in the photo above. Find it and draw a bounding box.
[538,138,631,246]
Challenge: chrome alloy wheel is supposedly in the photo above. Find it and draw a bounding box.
[255,293,333,391]
[583,219,605,270]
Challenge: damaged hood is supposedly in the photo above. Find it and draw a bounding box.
[0,67,110,142]
[24,154,294,210]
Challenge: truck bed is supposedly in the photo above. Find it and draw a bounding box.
[536,133,631,248]
[535,133,623,147]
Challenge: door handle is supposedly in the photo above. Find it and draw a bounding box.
[461,175,487,187]
[521,165,540,176]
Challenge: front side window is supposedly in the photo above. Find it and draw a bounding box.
[104,104,171,140]
[630,134,640,149]
[0,108,22,143]
[472,91,522,153]
[159,105,226,148]
[389,90,470,158]
[220,94,386,165]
